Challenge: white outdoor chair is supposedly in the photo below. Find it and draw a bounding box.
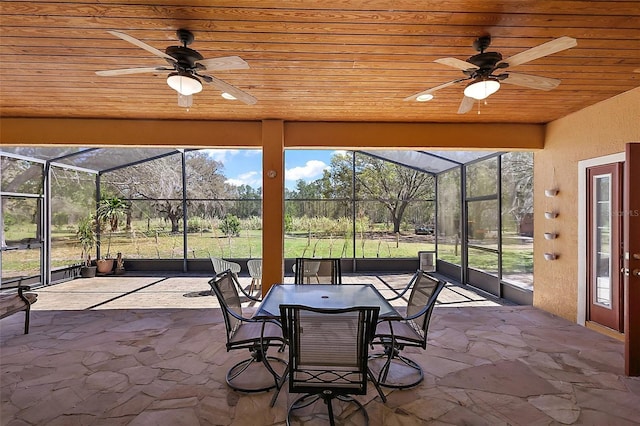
[210,257,241,276]
[293,258,342,284]
[211,257,260,302]
[247,259,262,296]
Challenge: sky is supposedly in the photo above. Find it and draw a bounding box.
[203,149,345,190]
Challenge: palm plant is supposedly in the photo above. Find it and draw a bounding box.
[97,195,128,258]
[76,214,96,267]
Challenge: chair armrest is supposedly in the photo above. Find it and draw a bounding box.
[236,282,262,302]
[1,278,34,306]
[213,269,261,302]
[385,285,412,301]
[384,270,419,301]
[17,285,34,305]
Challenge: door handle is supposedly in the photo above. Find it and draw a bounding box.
[633,269,640,277]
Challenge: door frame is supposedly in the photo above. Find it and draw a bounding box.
[578,152,625,325]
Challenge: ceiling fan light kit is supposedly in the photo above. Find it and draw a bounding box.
[464,78,500,100]
[167,72,203,96]
[177,93,193,108]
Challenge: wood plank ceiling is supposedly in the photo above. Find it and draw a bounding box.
[1,1,639,124]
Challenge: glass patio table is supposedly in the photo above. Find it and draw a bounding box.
[253,283,401,320]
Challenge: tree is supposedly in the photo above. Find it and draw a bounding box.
[327,152,435,233]
[501,152,534,234]
[228,184,261,218]
[103,151,229,233]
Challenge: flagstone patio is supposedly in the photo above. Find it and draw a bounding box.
[1,274,639,425]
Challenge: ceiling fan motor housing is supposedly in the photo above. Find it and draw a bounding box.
[165,30,204,71]
[465,51,503,77]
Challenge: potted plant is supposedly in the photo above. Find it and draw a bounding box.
[76,214,97,278]
[96,195,128,274]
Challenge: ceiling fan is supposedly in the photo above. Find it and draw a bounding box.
[96,29,257,107]
[404,35,577,114]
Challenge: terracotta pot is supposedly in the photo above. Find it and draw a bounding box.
[96,259,114,274]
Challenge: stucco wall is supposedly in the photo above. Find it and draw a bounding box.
[534,87,640,321]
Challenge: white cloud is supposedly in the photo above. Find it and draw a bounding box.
[226,170,261,187]
[203,149,240,163]
[286,160,329,182]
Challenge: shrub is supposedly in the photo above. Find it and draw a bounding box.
[241,216,262,231]
[187,216,212,233]
[219,214,241,237]
[284,214,293,233]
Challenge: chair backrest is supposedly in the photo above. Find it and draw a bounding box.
[247,259,262,278]
[293,258,342,284]
[405,271,446,347]
[211,257,241,275]
[209,270,243,344]
[279,304,379,396]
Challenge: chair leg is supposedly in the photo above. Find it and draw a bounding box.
[226,349,287,393]
[336,395,369,425]
[269,365,289,407]
[371,343,424,389]
[24,307,30,334]
[287,393,370,426]
[367,367,387,403]
[326,397,336,426]
[287,394,320,425]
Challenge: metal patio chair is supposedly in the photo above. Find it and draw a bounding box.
[293,258,342,284]
[277,304,386,425]
[209,270,286,393]
[370,271,445,389]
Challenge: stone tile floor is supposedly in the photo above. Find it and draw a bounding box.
[1,273,639,425]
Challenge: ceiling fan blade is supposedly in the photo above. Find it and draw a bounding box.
[107,30,176,62]
[204,75,257,105]
[196,56,250,71]
[96,66,171,76]
[403,78,468,102]
[499,36,577,68]
[457,96,475,114]
[435,57,478,71]
[503,72,561,91]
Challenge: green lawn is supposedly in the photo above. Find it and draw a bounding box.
[2,225,532,280]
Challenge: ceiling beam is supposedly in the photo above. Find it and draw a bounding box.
[284,121,544,149]
[0,118,544,150]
